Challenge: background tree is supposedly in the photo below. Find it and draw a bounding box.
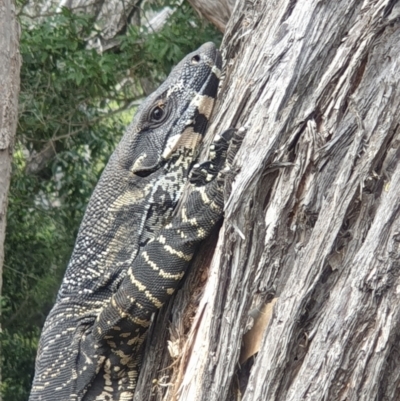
[1,2,221,400]
[0,1,21,401]
[187,0,235,32]
[131,1,400,400]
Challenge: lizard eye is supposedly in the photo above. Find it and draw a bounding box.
[145,99,173,129]
[151,106,164,122]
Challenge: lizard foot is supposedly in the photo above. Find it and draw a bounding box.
[189,128,238,186]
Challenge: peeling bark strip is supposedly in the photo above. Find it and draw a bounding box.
[187,0,236,32]
[134,1,400,400]
[0,0,21,398]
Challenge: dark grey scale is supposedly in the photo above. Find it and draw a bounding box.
[193,112,209,134]
[201,70,220,98]
[138,197,174,246]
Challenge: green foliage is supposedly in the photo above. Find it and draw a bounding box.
[1,2,221,400]
[142,0,222,72]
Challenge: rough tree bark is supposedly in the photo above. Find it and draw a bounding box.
[0,0,21,398]
[134,1,400,400]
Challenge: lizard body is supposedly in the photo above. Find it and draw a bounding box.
[29,42,238,401]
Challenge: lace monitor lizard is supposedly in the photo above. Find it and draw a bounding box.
[29,42,243,401]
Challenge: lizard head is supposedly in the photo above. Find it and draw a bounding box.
[117,42,222,177]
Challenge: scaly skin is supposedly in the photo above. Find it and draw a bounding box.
[29,42,235,401]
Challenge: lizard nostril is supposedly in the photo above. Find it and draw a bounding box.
[191,54,201,64]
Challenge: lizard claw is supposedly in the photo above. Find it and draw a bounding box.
[189,161,218,186]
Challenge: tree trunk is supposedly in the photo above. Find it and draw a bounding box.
[134,0,400,400]
[0,0,21,398]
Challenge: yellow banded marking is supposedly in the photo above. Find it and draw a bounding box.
[212,65,222,79]
[162,129,201,159]
[181,207,198,226]
[191,94,215,119]
[131,316,151,328]
[197,227,207,239]
[110,297,150,328]
[127,336,142,346]
[111,297,127,319]
[128,271,146,292]
[142,251,159,271]
[159,269,185,280]
[196,187,220,211]
[144,290,163,308]
[128,270,163,308]
[112,349,131,365]
[164,245,193,261]
[131,153,147,173]
[199,187,211,204]
[143,251,185,280]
